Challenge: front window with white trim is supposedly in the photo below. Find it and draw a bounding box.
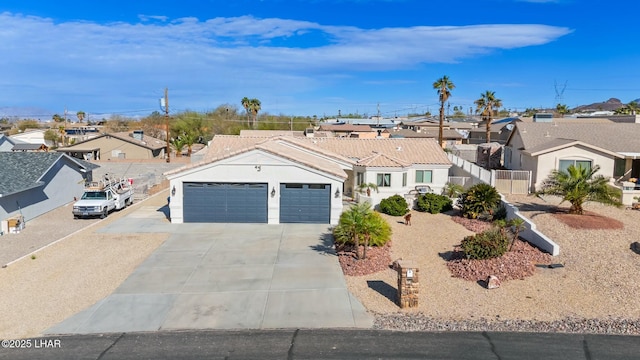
[558,159,592,173]
[377,173,391,187]
[415,170,433,183]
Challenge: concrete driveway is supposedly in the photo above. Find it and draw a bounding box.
[46,206,372,334]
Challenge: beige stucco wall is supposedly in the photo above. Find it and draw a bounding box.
[353,165,451,206]
[83,136,156,159]
[533,146,617,190]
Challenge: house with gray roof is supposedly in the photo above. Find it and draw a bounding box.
[504,122,640,190]
[165,135,451,225]
[0,134,24,152]
[11,143,49,152]
[0,152,99,222]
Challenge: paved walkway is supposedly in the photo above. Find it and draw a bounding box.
[46,205,372,334]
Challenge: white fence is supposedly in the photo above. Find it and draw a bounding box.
[447,153,531,195]
[447,152,558,255]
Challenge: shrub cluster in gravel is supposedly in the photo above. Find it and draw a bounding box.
[445,214,551,282]
[446,239,552,281]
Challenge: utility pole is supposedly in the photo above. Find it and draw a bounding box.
[164,88,170,163]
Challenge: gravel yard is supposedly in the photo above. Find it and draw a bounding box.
[345,195,640,334]
[0,191,169,339]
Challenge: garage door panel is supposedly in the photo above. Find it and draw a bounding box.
[280,183,330,223]
[183,182,267,223]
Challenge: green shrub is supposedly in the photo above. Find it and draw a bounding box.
[458,183,501,219]
[416,193,453,214]
[379,195,409,216]
[492,205,507,221]
[461,227,509,260]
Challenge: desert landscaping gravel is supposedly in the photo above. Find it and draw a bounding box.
[0,191,168,339]
[345,195,640,335]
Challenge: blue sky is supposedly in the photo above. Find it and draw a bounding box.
[1,0,638,119]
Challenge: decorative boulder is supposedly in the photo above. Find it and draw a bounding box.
[486,275,501,289]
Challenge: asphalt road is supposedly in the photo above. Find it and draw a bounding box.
[1,329,638,360]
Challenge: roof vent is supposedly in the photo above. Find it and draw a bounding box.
[396,146,402,151]
[544,131,550,137]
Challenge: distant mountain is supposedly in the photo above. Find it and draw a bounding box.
[0,106,54,121]
[572,98,626,113]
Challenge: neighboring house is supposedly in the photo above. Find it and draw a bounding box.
[240,130,305,137]
[56,131,166,160]
[0,152,98,222]
[11,143,49,152]
[467,118,519,145]
[386,128,463,146]
[0,134,24,152]
[165,135,451,225]
[504,122,640,190]
[317,124,387,138]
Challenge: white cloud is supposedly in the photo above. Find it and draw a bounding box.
[0,12,571,113]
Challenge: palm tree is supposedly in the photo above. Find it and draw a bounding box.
[334,202,370,259]
[433,76,455,148]
[360,212,391,260]
[474,91,502,143]
[52,114,63,123]
[76,111,86,123]
[555,104,569,117]
[171,137,186,157]
[627,101,639,115]
[241,97,251,127]
[534,164,621,215]
[249,98,261,129]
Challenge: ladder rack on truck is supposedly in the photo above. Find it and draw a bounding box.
[73,176,134,219]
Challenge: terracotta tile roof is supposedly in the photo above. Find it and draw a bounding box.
[166,135,349,178]
[356,152,412,167]
[300,137,451,165]
[166,135,451,177]
[512,122,640,153]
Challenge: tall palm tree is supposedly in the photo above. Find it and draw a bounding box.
[241,97,250,127]
[76,111,86,123]
[534,164,621,215]
[474,91,502,143]
[433,76,455,148]
[249,98,261,129]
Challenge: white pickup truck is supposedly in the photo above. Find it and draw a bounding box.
[72,177,134,219]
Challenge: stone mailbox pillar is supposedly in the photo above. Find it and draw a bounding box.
[396,260,419,308]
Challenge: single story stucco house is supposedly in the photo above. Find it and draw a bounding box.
[165,135,451,225]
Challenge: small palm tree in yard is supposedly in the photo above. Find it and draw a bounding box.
[534,164,621,215]
[357,182,379,197]
[333,202,392,260]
